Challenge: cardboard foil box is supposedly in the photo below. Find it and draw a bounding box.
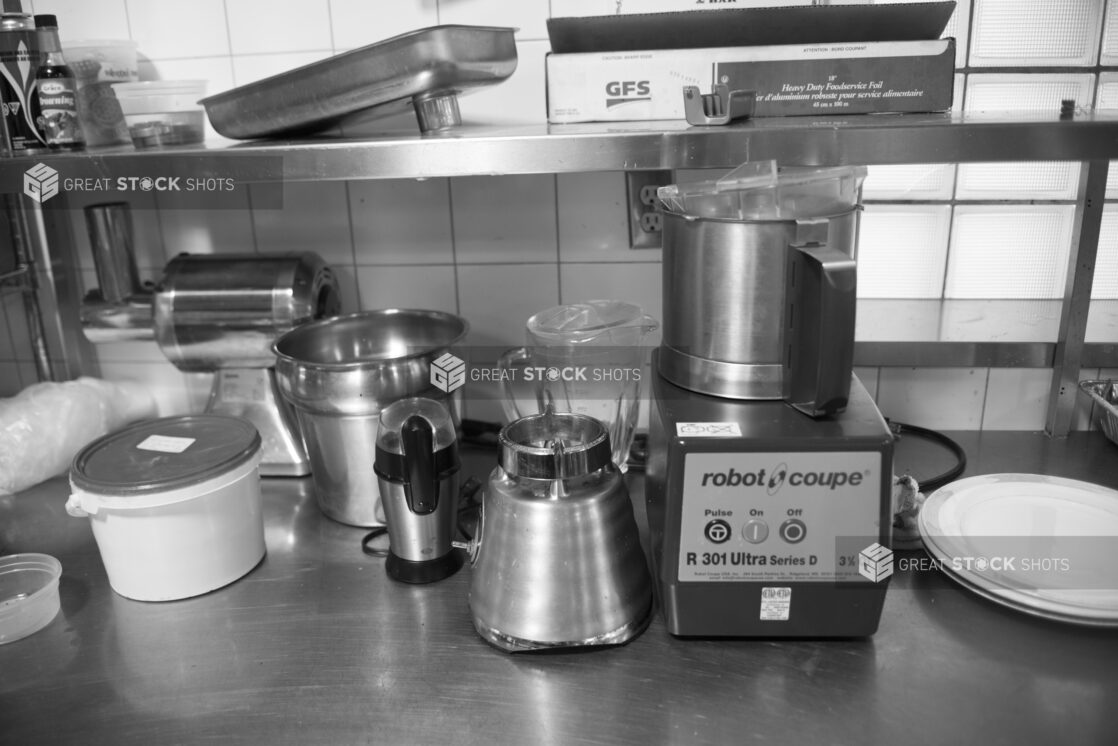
[546,38,955,123]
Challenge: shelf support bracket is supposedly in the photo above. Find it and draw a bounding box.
[1046,159,1109,437]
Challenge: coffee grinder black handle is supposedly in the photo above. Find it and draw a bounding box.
[402,415,438,515]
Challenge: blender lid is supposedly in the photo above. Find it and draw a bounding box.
[70,414,261,496]
[657,159,867,221]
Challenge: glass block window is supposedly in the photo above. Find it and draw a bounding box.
[969,0,1102,67]
[857,205,952,299]
[946,206,1075,299]
[875,0,971,68]
[1101,1,1118,65]
[958,74,1095,199]
[1097,73,1118,199]
[1095,208,1118,301]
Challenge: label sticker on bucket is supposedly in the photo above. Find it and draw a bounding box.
[137,434,196,453]
[760,587,792,621]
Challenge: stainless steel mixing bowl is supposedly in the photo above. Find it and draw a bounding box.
[272,309,468,526]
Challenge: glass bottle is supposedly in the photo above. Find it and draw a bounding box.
[32,14,83,150]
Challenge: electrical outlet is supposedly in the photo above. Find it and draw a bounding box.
[626,170,672,249]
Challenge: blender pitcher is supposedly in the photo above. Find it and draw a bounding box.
[498,300,657,471]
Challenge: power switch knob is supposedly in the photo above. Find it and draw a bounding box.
[779,519,807,544]
[743,519,769,544]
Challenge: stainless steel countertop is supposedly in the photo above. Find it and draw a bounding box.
[3,431,1118,745]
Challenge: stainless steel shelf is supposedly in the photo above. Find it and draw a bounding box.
[2,111,1118,182]
[1,111,1116,434]
[854,300,1118,368]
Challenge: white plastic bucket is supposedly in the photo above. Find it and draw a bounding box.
[67,415,265,602]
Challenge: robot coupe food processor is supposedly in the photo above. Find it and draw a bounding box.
[645,162,894,637]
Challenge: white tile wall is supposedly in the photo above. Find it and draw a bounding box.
[355,265,459,315]
[982,368,1053,431]
[329,0,438,51]
[3,0,1113,435]
[556,172,646,263]
[38,0,130,42]
[458,39,550,125]
[249,182,353,266]
[457,264,559,349]
[225,0,334,56]
[231,51,335,87]
[349,179,454,265]
[437,0,550,40]
[126,0,231,60]
[877,368,989,430]
[450,175,558,263]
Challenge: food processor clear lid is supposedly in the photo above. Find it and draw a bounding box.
[657,159,867,221]
[526,300,656,346]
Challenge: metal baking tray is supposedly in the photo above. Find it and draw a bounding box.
[200,25,517,138]
[1080,380,1118,446]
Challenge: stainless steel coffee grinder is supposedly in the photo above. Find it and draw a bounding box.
[374,397,463,584]
[646,161,894,637]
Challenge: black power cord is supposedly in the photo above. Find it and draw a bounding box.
[886,419,967,494]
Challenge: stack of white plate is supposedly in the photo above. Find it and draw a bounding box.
[918,473,1118,627]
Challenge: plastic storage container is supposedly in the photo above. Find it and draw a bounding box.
[112,80,206,148]
[64,39,139,83]
[0,553,62,644]
[66,414,264,602]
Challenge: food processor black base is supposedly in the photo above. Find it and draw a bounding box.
[646,366,894,637]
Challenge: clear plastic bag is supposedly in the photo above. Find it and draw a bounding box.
[0,377,156,495]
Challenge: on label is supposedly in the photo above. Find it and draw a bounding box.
[137,434,195,453]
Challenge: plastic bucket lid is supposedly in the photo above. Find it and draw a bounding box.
[70,414,261,511]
